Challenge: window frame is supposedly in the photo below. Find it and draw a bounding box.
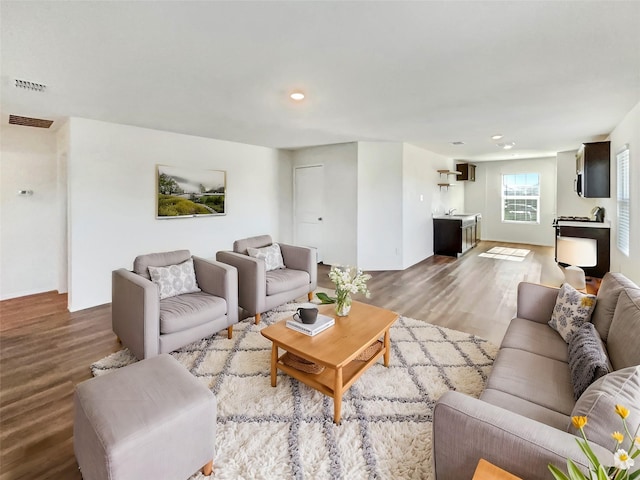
[616,145,630,257]
[501,173,541,225]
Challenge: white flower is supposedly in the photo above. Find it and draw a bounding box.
[329,265,371,297]
[613,449,634,470]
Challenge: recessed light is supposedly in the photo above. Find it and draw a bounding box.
[491,134,503,140]
[496,142,515,150]
[290,91,305,101]
[450,141,465,145]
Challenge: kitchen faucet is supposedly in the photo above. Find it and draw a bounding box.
[447,208,456,215]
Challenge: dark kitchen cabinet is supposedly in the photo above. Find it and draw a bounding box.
[434,216,479,257]
[576,141,610,198]
[456,163,476,182]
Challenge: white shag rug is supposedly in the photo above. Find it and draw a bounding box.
[92,301,498,480]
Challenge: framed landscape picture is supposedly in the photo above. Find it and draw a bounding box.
[156,165,226,218]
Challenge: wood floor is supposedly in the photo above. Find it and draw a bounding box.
[0,241,557,479]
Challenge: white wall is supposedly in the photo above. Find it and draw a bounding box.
[602,101,640,283]
[0,124,61,299]
[357,142,403,270]
[66,117,292,311]
[403,144,462,268]
[465,157,557,246]
[556,150,598,217]
[291,143,358,266]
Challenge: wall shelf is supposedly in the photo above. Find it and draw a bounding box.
[438,183,456,190]
[437,170,462,177]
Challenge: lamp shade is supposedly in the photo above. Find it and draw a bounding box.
[556,236,597,267]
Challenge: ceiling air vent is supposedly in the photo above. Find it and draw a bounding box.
[9,115,54,129]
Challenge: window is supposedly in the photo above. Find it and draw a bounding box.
[502,173,540,223]
[617,145,630,256]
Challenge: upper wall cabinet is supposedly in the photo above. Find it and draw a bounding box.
[456,163,476,182]
[576,141,610,198]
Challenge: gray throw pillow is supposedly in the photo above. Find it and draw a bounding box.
[567,322,611,400]
[549,283,597,343]
[148,258,201,300]
[247,243,285,271]
[568,366,640,449]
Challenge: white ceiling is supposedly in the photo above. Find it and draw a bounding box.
[1,1,639,161]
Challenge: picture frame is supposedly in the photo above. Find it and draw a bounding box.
[156,165,226,218]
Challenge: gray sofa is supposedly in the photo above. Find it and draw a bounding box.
[433,273,640,479]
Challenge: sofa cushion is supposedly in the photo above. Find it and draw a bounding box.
[148,258,201,300]
[247,243,285,271]
[548,283,597,343]
[266,269,310,296]
[569,366,640,449]
[500,318,568,362]
[480,388,570,430]
[486,348,575,415]
[592,272,640,342]
[567,322,610,400]
[159,292,227,334]
[607,288,640,370]
[133,250,191,280]
[233,235,272,255]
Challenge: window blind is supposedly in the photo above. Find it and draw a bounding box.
[617,146,630,256]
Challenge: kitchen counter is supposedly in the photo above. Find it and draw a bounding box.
[433,213,480,221]
[556,220,610,229]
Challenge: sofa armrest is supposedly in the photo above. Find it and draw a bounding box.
[279,243,317,288]
[111,269,160,360]
[516,282,560,324]
[216,251,266,314]
[193,256,238,326]
[433,391,610,480]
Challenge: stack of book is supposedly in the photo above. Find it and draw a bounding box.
[286,314,335,336]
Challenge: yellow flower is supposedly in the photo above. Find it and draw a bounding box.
[572,416,588,430]
[612,431,624,443]
[581,297,595,307]
[615,405,630,419]
[636,436,640,447]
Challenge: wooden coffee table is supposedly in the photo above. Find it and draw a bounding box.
[261,301,398,424]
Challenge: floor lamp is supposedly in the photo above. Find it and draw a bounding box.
[556,236,598,290]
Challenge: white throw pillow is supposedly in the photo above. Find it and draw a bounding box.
[148,258,201,300]
[548,283,597,343]
[247,243,285,271]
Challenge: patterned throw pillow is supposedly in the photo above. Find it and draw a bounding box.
[247,243,286,271]
[147,258,201,300]
[548,283,597,343]
[567,322,611,400]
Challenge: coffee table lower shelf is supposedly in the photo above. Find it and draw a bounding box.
[271,341,387,424]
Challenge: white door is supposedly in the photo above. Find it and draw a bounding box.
[294,165,324,262]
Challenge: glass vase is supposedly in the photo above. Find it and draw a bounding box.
[335,291,352,316]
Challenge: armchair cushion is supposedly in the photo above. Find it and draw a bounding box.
[233,235,272,255]
[148,258,201,299]
[133,250,191,280]
[266,269,311,296]
[247,243,285,271]
[159,292,227,334]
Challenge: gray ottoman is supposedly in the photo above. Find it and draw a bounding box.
[74,354,216,480]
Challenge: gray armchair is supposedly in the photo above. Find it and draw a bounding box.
[216,235,317,324]
[112,250,238,360]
